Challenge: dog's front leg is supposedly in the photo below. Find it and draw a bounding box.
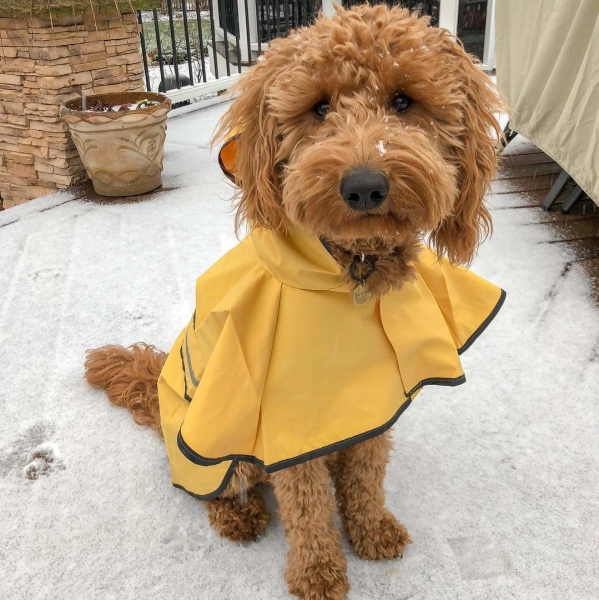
[332,432,411,560]
[270,458,349,600]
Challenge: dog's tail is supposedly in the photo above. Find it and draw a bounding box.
[84,344,167,437]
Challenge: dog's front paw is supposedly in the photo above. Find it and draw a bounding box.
[286,550,349,600]
[206,489,271,542]
[348,510,411,560]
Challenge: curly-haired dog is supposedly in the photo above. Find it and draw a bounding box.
[85,5,505,599]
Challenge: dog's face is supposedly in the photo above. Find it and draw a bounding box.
[217,4,502,265]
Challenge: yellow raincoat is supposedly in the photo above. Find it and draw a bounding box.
[157,140,506,500]
[158,226,505,500]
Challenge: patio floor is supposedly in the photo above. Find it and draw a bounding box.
[1,105,599,600]
[498,137,599,302]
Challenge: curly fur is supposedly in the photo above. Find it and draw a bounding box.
[84,5,502,599]
[215,3,502,281]
[84,344,166,436]
[206,488,271,542]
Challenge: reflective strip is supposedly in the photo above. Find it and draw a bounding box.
[179,344,192,402]
[184,330,199,386]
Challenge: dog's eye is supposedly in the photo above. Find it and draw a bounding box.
[391,93,413,112]
[312,100,330,119]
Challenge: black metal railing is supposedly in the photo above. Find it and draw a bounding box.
[138,0,488,101]
[457,0,487,61]
[159,0,207,11]
[342,1,492,59]
[139,2,212,101]
[342,0,440,24]
[138,0,320,99]
[258,0,319,43]
[218,0,238,36]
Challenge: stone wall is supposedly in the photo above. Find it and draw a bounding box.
[0,11,144,209]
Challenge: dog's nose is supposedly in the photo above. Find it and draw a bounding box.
[340,169,389,211]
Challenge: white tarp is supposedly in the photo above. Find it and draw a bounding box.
[495,0,599,204]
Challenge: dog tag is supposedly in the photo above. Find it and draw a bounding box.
[353,284,372,306]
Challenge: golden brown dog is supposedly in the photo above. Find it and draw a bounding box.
[85,5,502,599]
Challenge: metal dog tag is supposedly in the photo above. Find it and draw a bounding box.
[353,284,372,306]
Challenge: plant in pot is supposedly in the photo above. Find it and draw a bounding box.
[60,92,172,197]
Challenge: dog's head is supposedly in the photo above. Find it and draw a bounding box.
[216,3,502,266]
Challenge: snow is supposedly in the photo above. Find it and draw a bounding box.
[78,101,159,113]
[1,104,599,600]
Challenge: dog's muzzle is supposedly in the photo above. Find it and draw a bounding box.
[340,169,389,211]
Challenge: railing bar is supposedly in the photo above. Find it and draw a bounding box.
[262,0,268,42]
[232,0,242,73]
[166,0,181,88]
[233,0,247,73]
[220,0,232,76]
[244,0,253,66]
[283,0,289,35]
[138,11,151,91]
[256,0,262,53]
[153,9,167,94]
[274,0,280,36]
[195,0,207,83]
[182,0,194,85]
[292,0,298,29]
[207,0,220,79]
[263,0,269,42]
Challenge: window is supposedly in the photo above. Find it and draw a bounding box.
[457,0,487,61]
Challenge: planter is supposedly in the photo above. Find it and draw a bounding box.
[60,92,171,197]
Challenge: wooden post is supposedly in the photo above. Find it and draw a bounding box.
[438,0,459,34]
[321,0,335,19]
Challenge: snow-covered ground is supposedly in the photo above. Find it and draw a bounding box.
[1,104,599,600]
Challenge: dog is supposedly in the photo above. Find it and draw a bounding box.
[84,5,504,599]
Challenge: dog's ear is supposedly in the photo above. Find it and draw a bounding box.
[430,36,503,265]
[214,58,287,233]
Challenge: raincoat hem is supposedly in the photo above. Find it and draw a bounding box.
[170,371,470,500]
[172,373,472,500]
[406,374,466,398]
[177,396,413,472]
[457,289,506,355]
[172,460,238,501]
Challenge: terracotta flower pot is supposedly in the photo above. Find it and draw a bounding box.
[60,92,172,197]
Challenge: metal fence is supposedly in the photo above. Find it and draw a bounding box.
[342,0,439,23]
[159,0,208,10]
[258,0,320,41]
[138,0,321,104]
[138,0,489,104]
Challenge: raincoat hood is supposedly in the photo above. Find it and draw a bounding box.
[158,223,505,500]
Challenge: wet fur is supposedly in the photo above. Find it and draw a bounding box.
[84,5,502,599]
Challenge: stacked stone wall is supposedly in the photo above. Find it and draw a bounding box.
[0,11,144,208]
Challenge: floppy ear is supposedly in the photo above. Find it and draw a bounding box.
[430,36,504,265]
[213,58,287,233]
